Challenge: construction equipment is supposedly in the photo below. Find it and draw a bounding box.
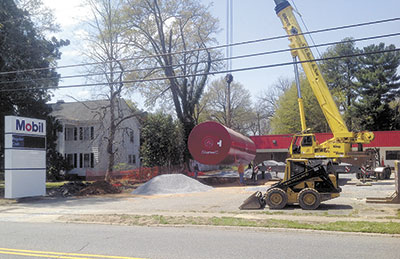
[241,159,341,210]
[274,0,374,159]
[327,148,391,180]
[343,148,392,180]
[240,0,375,210]
[366,161,400,204]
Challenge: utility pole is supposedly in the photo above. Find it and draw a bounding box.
[226,0,233,128]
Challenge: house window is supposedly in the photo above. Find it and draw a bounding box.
[128,154,136,164]
[74,127,77,141]
[79,153,95,168]
[65,128,74,141]
[79,127,91,141]
[84,127,90,140]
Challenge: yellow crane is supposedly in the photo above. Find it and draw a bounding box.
[240,0,375,210]
[274,0,374,159]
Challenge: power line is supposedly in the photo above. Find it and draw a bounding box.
[0,16,399,77]
[1,31,400,86]
[1,47,398,93]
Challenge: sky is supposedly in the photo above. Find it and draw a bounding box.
[42,0,400,108]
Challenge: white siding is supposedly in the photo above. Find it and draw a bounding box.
[52,100,141,177]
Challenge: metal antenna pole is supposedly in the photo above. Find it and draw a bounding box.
[225,0,233,127]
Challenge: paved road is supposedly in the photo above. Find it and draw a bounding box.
[0,173,399,226]
[0,221,399,259]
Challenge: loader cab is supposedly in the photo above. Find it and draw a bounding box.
[289,133,317,158]
[283,158,308,182]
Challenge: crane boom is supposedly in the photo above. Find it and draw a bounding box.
[274,0,348,135]
[273,0,374,158]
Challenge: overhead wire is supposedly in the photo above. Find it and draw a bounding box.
[1,31,400,86]
[0,47,399,93]
[0,16,399,76]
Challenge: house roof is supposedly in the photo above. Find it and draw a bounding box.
[50,100,110,123]
[250,131,400,150]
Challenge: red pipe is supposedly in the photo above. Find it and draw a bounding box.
[188,121,256,165]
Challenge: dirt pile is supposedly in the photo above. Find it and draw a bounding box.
[132,174,213,195]
[47,182,89,197]
[77,181,121,196]
[48,181,121,197]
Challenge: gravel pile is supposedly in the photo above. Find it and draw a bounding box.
[132,174,213,195]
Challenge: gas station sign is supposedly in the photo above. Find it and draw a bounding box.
[4,116,46,199]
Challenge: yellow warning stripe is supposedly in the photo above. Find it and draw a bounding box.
[0,248,147,259]
[0,250,92,259]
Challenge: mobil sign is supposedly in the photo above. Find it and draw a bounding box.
[6,116,46,136]
[4,115,46,199]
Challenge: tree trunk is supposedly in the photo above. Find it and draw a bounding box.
[105,88,117,182]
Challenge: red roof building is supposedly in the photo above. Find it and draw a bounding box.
[250,131,400,167]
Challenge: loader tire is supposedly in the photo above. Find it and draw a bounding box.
[298,188,321,210]
[266,188,287,209]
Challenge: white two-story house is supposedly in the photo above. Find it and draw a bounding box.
[50,99,141,177]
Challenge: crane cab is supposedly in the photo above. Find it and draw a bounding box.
[289,133,318,158]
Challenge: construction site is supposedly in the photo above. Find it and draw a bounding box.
[2,0,400,258]
[1,0,400,232]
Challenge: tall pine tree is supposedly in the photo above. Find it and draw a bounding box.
[320,38,360,130]
[353,43,400,131]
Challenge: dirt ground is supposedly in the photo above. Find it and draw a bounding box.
[0,173,399,225]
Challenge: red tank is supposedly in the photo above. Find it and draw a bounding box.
[188,121,256,165]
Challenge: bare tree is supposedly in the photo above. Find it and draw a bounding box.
[200,77,254,135]
[246,104,272,136]
[121,0,221,161]
[258,77,291,118]
[83,0,141,181]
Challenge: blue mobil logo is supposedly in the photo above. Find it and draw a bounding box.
[16,119,44,133]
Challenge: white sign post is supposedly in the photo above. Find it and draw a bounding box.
[4,116,46,199]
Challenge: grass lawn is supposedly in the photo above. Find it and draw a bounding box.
[64,214,400,235]
[0,181,68,189]
[45,181,70,189]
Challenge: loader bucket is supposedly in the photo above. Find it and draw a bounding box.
[239,191,265,210]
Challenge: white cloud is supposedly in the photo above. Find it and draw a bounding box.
[60,48,81,58]
[42,0,90,27]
